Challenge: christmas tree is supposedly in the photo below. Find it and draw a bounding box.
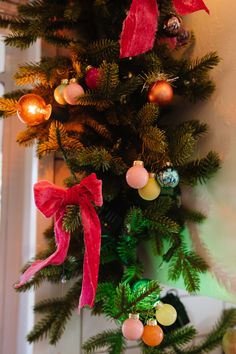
[0,0,236,352]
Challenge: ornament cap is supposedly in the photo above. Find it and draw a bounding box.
[166,161,172,167]
[61,79,69,85]
[86,65,93,71]
[155,301,164,310]
[69,78,77,84]
[149,173,156,178]
[129,313,140,320]
[133,160,144,167]
[147,319,157,326]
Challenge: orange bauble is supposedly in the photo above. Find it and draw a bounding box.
[148,81,173,106]
[17,94,52,126]
[142,320,164,347]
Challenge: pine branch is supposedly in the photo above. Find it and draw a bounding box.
[63,205,81,233]
[168,247,208,292]
[27,280,82,345]
[160,325,197,349]
[98,61,120,99]
[140,126,168,154]
[0,98,18,117]
[87,39,119,65]
[82,329,125,354]
[74,146,127,174]
[179,206,206,224]
[182,309,236,354]
[180,151,221,186]
[16,126,48,146]
[136,103,160,127]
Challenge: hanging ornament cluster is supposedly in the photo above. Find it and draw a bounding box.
[54,78,84,105]
[17,93,52,126]
[157,163,180,188]
[147,80,174,106]
[126,161,179,200]
[126,161,161,201]
[162,14,190,48]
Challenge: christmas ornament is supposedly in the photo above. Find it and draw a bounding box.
[157,164,179,188]
[132,278,151,292]
[176,27,190,46]
[63,78,84,105]
[155,302,177,326]
[142,320,163,347]
[17,93,52,126]
[126,161,149,189]
[163,15,181,36]
[119,0,209,58]
[85,66,102,90]
[160,292,190,329]
[14,173,103,310]
[122,314,144,340]
[222,328,236,354]
[148,81,173,106]
[54,79,68,105]
[138,173,161,201]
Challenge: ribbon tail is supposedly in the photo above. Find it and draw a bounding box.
[120,0,159,58]
[78,203,101,309]
[15,212,70,288]
[173,0,209,15]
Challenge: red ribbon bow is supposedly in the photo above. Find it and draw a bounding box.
[15,173,103,309]
[120,0,209,58]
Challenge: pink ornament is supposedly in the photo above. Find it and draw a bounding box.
[63,78,84,105]
[85,66,101,90]
[126,161,149,189]
[122,314,144,340]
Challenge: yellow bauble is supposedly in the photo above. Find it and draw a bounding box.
[155,303,177,326]
[138,173,161,201]
[222,329,236,354]
[54,79,68,105]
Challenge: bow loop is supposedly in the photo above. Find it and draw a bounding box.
[34,180,65,218]
[79,173,103,207]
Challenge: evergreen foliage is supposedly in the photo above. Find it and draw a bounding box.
[0,0,230,352]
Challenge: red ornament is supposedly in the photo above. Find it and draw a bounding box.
[85,66,102,90]
[142,320,164,347]
[148,81,173,106]
[122,314,144,340]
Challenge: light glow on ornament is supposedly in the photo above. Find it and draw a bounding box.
[155,302,177,326]
[17,93,52,126]
[122,313,144,340]
[138,173,161,201]
[126,161,149,189]
[142,319,163,347]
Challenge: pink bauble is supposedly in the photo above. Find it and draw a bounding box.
[63,79,84,105]
[126,161,149,189]
[85,67,101,90]
[122,314,144,341]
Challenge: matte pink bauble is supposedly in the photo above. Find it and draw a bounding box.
[126,161,149,189]
[122,314,144,341]
[63,78,84,105]
[85,66,101,90]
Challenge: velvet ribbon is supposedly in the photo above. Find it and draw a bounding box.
[120,0,209,58]
[15,173,103,309]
